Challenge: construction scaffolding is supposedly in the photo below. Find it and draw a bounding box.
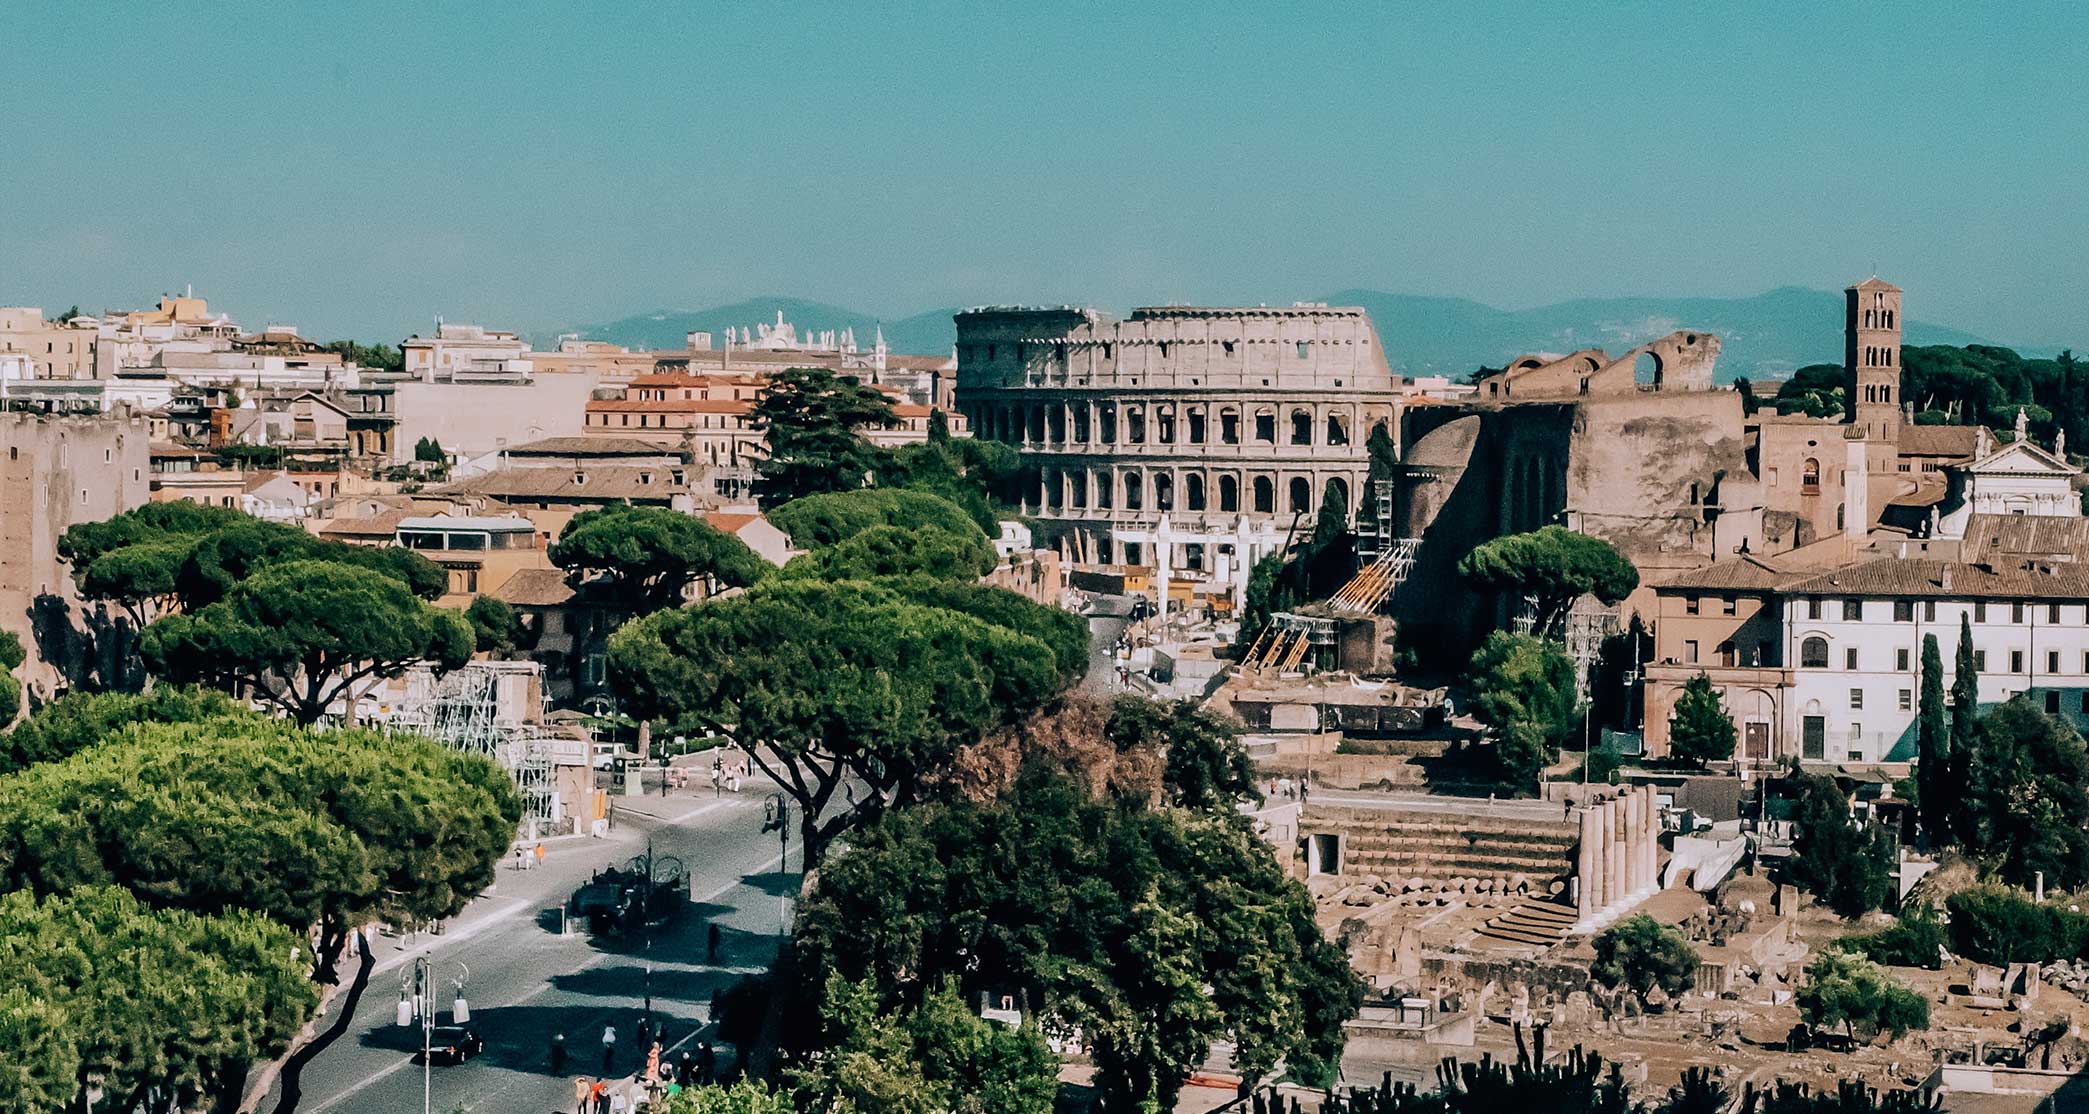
[386,661,557,831]
[1513,595,1619,700]
[1327,537,1419,616]
[1243,612,1338,671]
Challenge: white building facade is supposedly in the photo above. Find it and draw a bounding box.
[1780,558,2089,764]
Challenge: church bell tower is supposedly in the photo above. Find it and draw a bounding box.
[1844,277,1903,441]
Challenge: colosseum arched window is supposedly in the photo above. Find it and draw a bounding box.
[1186,407,1206,444]
[1124,471,1143,511]
[1154,473,1173,511]
[1326,413,1349,446]
[1220,475,1240,512]
[1220,407,1240,445]
[1253,476,1274,514]
[1288,476,1311,514]
[1290,410,1313,446]
[1186,474,1206,511]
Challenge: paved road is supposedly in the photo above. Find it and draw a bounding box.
[268,782,796,1114]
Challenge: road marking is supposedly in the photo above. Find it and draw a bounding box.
[305,852,791,1112]
[371,899,530,977]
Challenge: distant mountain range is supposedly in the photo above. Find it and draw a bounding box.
[548,287,2004,383]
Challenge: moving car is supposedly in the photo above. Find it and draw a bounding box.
[417,1026,485,1065]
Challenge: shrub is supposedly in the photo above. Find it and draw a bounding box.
[1835,907,1948,970]
[1945,886,2089,966]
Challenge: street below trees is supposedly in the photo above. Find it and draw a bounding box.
[265,780,794,1114]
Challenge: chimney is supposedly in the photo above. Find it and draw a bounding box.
[1939,565,1953,592]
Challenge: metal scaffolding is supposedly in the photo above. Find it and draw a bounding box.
[387,662,556,830]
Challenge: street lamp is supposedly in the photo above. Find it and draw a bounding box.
[400,955,468,1114]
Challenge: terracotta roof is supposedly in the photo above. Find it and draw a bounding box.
[704,512,761,533]
[501,436,685,458]
[1783,556,2089,600]
[586,398,753,414]
[494,568,575,608]
[1898,424,1988,459]
[1654,556,1796,593]
[1959,514,2089,565]
[318,510,411,538]
[433,465,692,502]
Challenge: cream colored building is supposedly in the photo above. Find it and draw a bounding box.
[0,308,98,379]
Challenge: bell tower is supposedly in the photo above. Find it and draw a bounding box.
[1844,277,1902,441]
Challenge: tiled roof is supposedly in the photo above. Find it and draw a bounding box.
[1782,557,2089,600]
[433,465,691,502]
[494,568,575,608]
[1898,424,1988,459]
[1959,514,2089,564]
[318,510,411,538]
[586,398,753,414]
[1654,557,1796,593]
[502,436,685,457]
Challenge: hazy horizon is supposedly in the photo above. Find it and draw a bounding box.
[8,3,2086,347]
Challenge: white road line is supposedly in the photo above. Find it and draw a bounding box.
[306,852,790,1113]
[371,898,531,977]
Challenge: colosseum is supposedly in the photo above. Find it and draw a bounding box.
[952,304,1399,593]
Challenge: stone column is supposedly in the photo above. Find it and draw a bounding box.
[1576,804,1598,917]
[1643,789,1660,893]
[1617,791,1635,900]
[1601,798,1620,910]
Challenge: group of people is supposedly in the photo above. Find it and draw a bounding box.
[1267,776,1310,803]
[555,1020,720,1112]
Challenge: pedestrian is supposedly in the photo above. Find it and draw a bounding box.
[1298,780,1309,804]
[697,1040,715,1084]
[551,1031,567,1075]
[534,842,546,869]
[608,1087,629,1114]
[514,846,526,871]
[707,923,722,963]
[601,1023,617,1074]
[677,1049,694,1086]
[635,1016,650,1054]
[573,1076,591,1114]
[587,1078,606,1114]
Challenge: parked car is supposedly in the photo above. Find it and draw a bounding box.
[591,743,634,770]
[417,1026,485,1065]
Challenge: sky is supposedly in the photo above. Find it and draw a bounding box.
[6,2,2088,346]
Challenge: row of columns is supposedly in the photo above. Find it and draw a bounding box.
[1572,785,1659,930]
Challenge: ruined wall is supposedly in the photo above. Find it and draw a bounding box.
[1565,389,1749,560]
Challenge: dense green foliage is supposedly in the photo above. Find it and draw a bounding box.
[1780,774,1894,919]
[1769,364,1844,418]
[1900,344,2087,445]
[1958,699,2089,889]
[789,977,1057,1114]
[1104,695,1262,811]
[0,718,520,946]
[768,488,987,551]
[609,579,1062,865]
[142,559,474,724]
[1944,886,2089,966]
[1835,906,1947,970]
[885,578,1091,681]
[1465,631,1579,791]
[752,367,900,507]
[877,425,1023,536]
[0,685,241,775]
[322,339,405,374]
[466,593,520,653]
[782,522,998,582]
[1666,674,1735,767]
[794,767,1362,1111]
[0,631,20,728]
[549,504,768,614]
[0,886,317,1114]
[659,1080,796,1114]
[1794,951,1929,1040]
[1456,527,1638,638]
[1591,915,1700,1000]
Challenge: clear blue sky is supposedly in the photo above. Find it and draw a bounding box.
[8,2,2087,346]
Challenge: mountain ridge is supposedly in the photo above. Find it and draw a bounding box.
[549,287,2015,382]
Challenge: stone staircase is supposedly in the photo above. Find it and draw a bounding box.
[1303,804,1578,888]
[1475,899,1579,949]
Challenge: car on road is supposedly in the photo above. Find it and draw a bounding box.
[591,743,635,770]
[416,1026,485,1065]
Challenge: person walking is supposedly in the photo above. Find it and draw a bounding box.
[707,923,722,963]
[534,842,546,869]
[696,1040,716,1084]
[676,1049,694,1086]
[600,1023,617,1074]
[573,1076,591,1114]
[550,1031,567,1075]
[608,1087,629,1114]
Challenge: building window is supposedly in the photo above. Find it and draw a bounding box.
[1801,637,1830,668]
[2013,601,2026,623]
[1683,640,1699,664]
[1098,405,1116,444]
[1843,599,1862,621]
[1219,475,1239,512]
[1220,408,1240,444]
[1850,689,1864,709]
[1126,407,1146,444]
[1072,406,1090,443]
[1685,595,1700,616]
[2051,603,2063,624]
[1845,647,1858,670]
[1975,601,1987,622]
[1296,340,1310,359]
[1123,472,1143,511]
[1897,648,1910,671]
[1153,473,1173,511]
[2012,650,2025,673]
[2050,651,2061,674]
[1289,410,1312,446]
[1288,476,1310,514]
[1899,689,1913,711]
[1723,596,1738,616]
[1807,598,1823,620]
[2047,691,2062,714]
[1254,410,1275,443]
[1325,414,1349,445]
[1894,600,1914,622]
[1803,716,1826,759]
[1975,650,1987,671]
[1925,600,1937,621]
[1186,408,1206,444]
[1252,476,1274,514]
[1186,474,1206,511]
[1155,407,1175,444]
[1801,458,1821,491]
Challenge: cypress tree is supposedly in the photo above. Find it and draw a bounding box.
[1916,632,1948,846]
[1949,613,1981,844]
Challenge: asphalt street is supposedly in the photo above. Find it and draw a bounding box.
[266,780,796,1114]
